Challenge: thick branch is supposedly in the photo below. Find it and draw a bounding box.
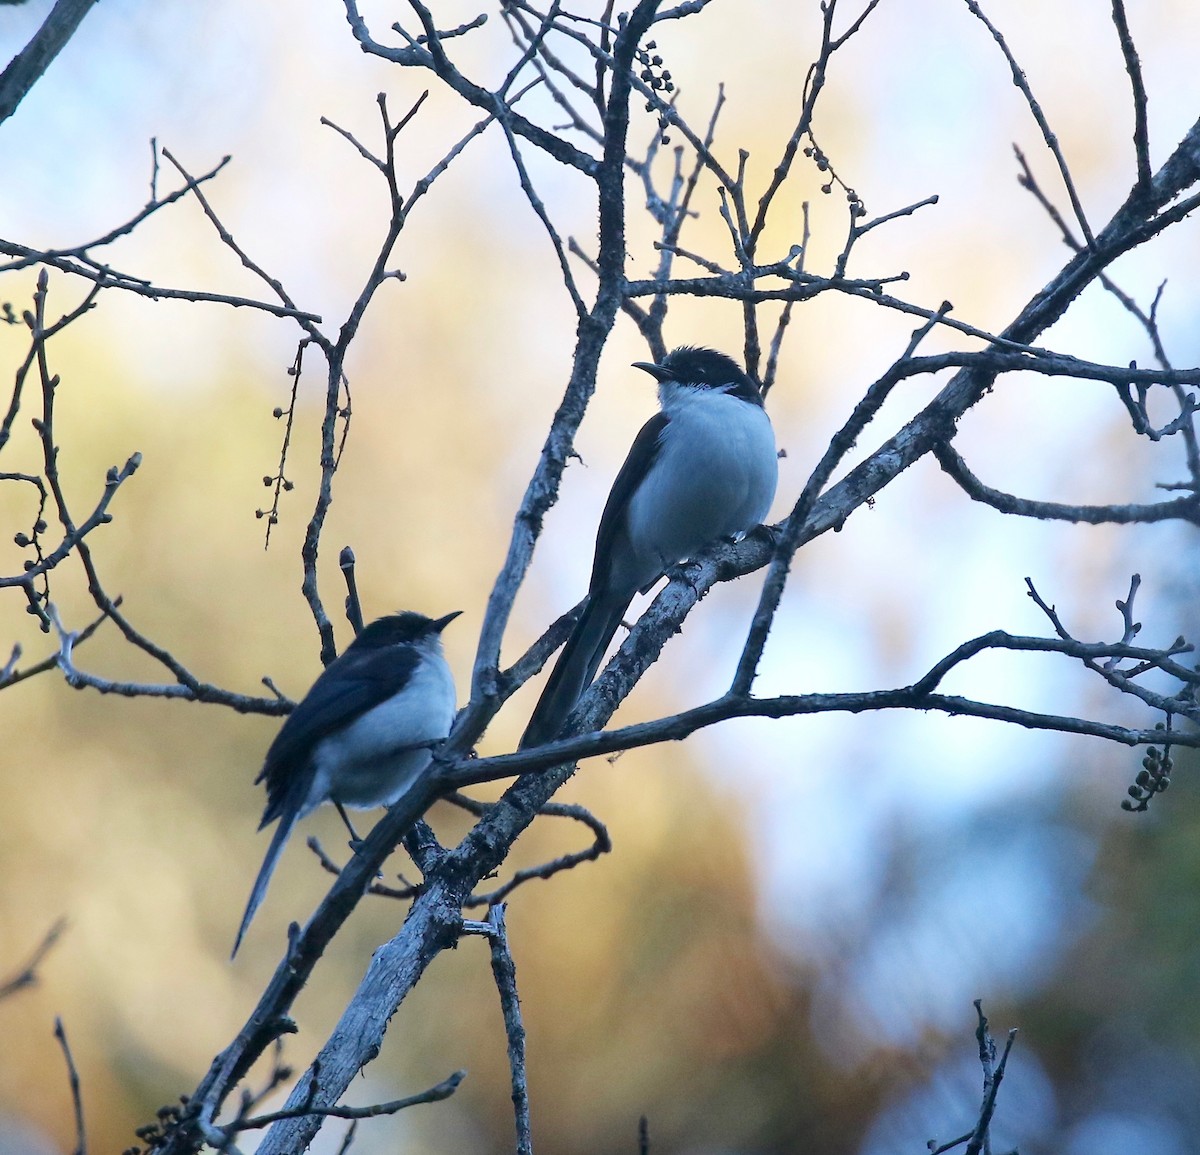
[0,0,96,125]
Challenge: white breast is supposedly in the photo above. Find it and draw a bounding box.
[622,388,777,591]
[306,647,457,811]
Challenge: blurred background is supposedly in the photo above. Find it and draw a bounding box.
[3,1,1200,1152]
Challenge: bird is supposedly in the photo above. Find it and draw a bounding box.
[520,345,778,748]
[232,609,460,957]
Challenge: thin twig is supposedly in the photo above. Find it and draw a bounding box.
[54,1017,87,1155]
[259,340,305,547]
[0,605,111,690]
[1111,0,1152,195]
[234,1070,465,1130]
[0,918,67,1000]
[962,0,1095,245]
[935,440,1200,526]
[159,148,323,348]
[464,799,612,906]
[47,603,289,714]
[486,905,532,1155]
[1014,143,1200,482]
[731,303,952,696]
[965,1001,1017,1155]
[495,82,588,319]
[339,547,365,635]
[345,0,599,176]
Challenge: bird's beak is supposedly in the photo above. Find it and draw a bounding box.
[432,610,462,633]
[632,360,671,383]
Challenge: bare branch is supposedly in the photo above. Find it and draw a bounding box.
[0,918,67,1000]
[0,450,143,589]
[495,84,589,318]
[1111,0,1152,194]
[343,0,599,176]
[310,795,611,911]
[232,1069,464,1131]
[0,0,97,125]
[47,604,290,714]
[934,440,1200,525]
[962,0,1095,245]
[0,242,321,322]
[644,86,725,348]
[965,1002,1017,1155]
[464,799,612,906]
[159,147,322,347]
[925,1004,1018,1154]
[2,157,231,268]
[749,0,852,246]
[0,157,324,323]
[843,191,939,251]
[0,644,19,684]
[1024,578,1196,717]
[486,905,532,1155]
[732,304,953,697]
[54,1017,87,1155]
[296,89,494,662]
[0,605,108,691]
[257,340,305,546]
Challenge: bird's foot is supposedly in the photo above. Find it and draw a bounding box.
[345,836,386,879]
[665,557,705,591]
[756,521,784,548]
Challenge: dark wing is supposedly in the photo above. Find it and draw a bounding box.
[519,588,630,749]
[257,643,420,823]
[588,411,668,595]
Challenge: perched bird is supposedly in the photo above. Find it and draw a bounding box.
[521,346,778,748]
[232,610,460,957]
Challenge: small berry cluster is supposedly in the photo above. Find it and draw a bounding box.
[804,138,865,220]
[256,403,295,526]
[12,521,46,551]
[13,508,49,618]
[1123,732,1173,812]
[124,1097,189,1154]
[638,40,674,143]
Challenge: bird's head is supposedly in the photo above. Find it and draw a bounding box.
[632,346,762,405]
[354,610,461,651]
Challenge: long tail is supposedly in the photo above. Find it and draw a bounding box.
[231,805,300,958]
[521,592,630,748]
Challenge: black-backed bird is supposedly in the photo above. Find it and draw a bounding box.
[232,610,460,957]
[520,346,778,748]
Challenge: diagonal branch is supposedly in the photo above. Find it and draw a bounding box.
[962,0,1095,245]
[486,905,532,1155]
[1110,0,1152,195]
[0,0,96,125]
